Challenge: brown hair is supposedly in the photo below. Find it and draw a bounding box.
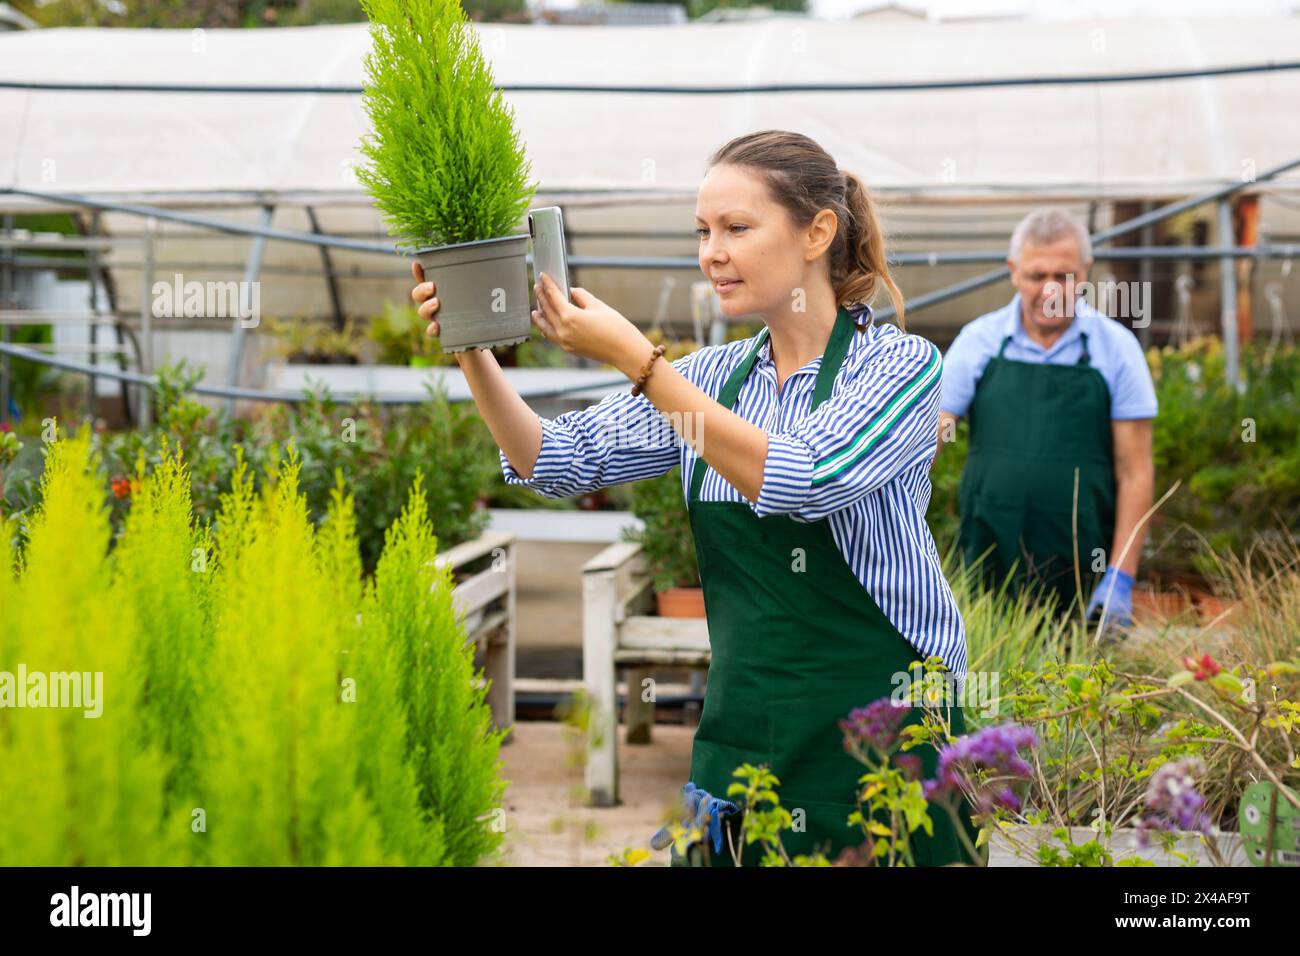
[706,130,905,328]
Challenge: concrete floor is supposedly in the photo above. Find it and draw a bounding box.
[494,720,694,867]
[499,538,697,866]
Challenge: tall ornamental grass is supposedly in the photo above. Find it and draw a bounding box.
[0,427,507,866]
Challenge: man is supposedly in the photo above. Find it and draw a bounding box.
[936,208,1157,626]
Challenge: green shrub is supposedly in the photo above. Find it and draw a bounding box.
[926,419,967,555]
[356,0,537,247]
[14,360,502,577]
[364,468,509,864]
[0,427,507,866]
[1145,338,1300,579]
[249,379,497,573]
[0,430,187,865]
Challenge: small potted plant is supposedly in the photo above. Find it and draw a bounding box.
[356,0,537,352]
[623,468,704,618]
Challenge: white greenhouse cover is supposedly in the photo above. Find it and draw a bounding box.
[2,15,1300,211]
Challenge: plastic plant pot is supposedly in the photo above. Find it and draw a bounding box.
[411,233,531,353]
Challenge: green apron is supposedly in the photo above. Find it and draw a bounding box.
[957,330,1116,615]
[673,306,979,867]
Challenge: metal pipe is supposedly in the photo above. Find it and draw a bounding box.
[306,206,346,331]
[4,58,1300,95]
[139,217,154,428]
[1,245,1297,276]
[86,210,100,419]
[1219,199,1240,388]
[225,204,275,417]
[1139,201,1154,348]
[0,214,11,424]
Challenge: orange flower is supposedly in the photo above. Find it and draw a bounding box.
[111,477,132,500]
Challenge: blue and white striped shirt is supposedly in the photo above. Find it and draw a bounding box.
[501,309,968,683]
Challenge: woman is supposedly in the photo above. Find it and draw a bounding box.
[412,130,976,866]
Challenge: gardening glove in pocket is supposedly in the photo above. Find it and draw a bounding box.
[650,782,739,854]
[1086,565,1134,627]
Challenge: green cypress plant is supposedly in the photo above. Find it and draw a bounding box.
[0,429,187,866]
[0,430,507,866]
[112,441,213,811]
[355,0,536,248]
[198,446,391,865]
[365,470,510,865]
[355,0,538,351]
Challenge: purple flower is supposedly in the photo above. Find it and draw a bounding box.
[840,698,911,757]
[924,723,1039,812]
[1135,758,1211,848]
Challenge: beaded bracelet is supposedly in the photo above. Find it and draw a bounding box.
[630,344,667,397]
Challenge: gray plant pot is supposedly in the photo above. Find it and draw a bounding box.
[412,234,531,353]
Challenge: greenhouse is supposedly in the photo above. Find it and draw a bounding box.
[0,0,1298,904]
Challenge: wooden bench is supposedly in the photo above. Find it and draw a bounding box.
[437,529,517,743]
[582,541,710,806]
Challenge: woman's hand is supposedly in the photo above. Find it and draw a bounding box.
[532,272,651,371]
[411,260,441,337]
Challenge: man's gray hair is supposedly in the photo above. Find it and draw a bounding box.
[1009,208,1093,264]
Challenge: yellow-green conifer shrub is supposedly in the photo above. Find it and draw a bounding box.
[0,432,508,866]
[322,469,447,866]
[364,470,509,866]
[198,446,392,865]
[0,429,187,865]
[112,440,213,811]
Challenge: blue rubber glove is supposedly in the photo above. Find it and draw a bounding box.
[650,782,739,854]
[1087,565,1135,627]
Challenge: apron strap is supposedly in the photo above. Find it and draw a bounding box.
[996,334,1013,358]
[690,305,857,502]
[811,304,856,411]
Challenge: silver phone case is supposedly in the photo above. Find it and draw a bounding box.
[527,206,571,302]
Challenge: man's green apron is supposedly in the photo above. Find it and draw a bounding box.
[674,306,978,867]
[957,331,1116,615]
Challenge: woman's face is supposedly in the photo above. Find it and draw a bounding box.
[695,163,833,319]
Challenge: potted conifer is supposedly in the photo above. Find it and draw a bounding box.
[356,0,537,352]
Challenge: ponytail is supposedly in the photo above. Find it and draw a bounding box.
[839,171,905,329]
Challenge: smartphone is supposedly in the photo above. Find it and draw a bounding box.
[527,206,572,303]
